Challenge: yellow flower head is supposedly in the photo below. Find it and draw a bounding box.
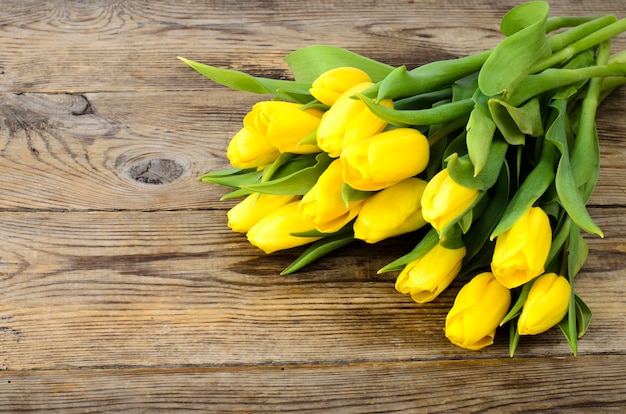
[420,168,480,233]
[341,128,429,191]
[316,82,392,158]
[227,193,299,233]
[491,206,552,289]
[310,67,372,106]
[395,242,466,303]
[227,126,280,169]
[518,273,570,335]
[445,272,511,351]
[246,200,322,254]
[353,178,428,244]
[299,159,362,233]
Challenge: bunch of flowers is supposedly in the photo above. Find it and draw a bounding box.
[180,1,626,354]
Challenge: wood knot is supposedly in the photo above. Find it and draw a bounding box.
[127,158,185,185]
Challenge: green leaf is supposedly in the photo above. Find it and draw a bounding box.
[341,183,375,205]
[243,152,333,195]
[509,318,521,357]
[446,138,508,191]
[478,1,551,97]
[546,98,603,237]
[575,294,593,338]
[281,235,354,275]
[200,168,263,188]
[178,56,312,103]
[466,90,496,175]
[220,188,253,200]
[488,97,544,146]
[376,51,490,101]
[501,281,533,326]
[377,228,439,273]
[561,223,584,355]
[491,141,557,239]
[283,45,394,83]
[357,94,475,128]
[558,316,578,356]
[440,224,465,250]
[462,163,510,266]
[546,214,571,271]
[570,231,589,278]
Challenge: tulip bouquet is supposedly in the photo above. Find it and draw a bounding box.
[180,1,626,354]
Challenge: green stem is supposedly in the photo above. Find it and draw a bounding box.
[571,40,611,192]
[357,94,475,127]
[376,51,490,100]
[507,63,626,106]
[537,14,619,71]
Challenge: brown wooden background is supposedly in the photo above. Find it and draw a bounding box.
[1,0,625,411]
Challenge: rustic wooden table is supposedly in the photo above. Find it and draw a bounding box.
[1,0,625,412]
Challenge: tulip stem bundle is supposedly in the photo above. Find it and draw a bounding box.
[180,1,626,354]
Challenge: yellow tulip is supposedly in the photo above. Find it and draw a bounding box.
[491,206,552,289]
[299,159,362,233]
[421,168,480,232]
[316,82,392,158]
[444,272,511,351]
[341,128,430,191]
[518,273,570,335]
[309,67,372,106]
[353,178,428,244]
[227,101,323,168]
[227,126,280,169]
[264,103,323,154]
[227,193,299,233]
[395,242,466,303]
[246,201,322,254]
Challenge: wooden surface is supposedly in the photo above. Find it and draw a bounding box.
[1,0,625,412]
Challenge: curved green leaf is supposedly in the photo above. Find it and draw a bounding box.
[488,97,544,146]
[281,235,354,275]
[357,94,474,128]
[284,45,394,83]
[178,56,312,103]
[377,229,439,273]
[490,141,557,239]
[466,90,496,175]
[243,152,333,195]
[446,138,508,191]
[478,1,551,97]
[376,51,489,101]
[546,98,603,237]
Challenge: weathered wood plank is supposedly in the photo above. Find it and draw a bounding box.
[1,355,625,413]
[1,0,624,93]
[0,207,623,371]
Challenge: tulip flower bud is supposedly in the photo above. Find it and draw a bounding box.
[353,178,428,244]
[445,272,511,351]
[420,168,480,233]
[227,193,300,233]
[395,242,466,303]
[341,128,429,191]
[316,82,392,158]
[227,101,323,168]
[309,67,372,106]
[518,273,570,335]
[299,159,362,233]
[227,126,280,169]
[491,206,552,289]
[246,200,322,254]
[265,103,323,154]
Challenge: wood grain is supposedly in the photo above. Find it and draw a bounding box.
[0,0,625,411]
[2,355,626,413]
[0,208,624,372]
